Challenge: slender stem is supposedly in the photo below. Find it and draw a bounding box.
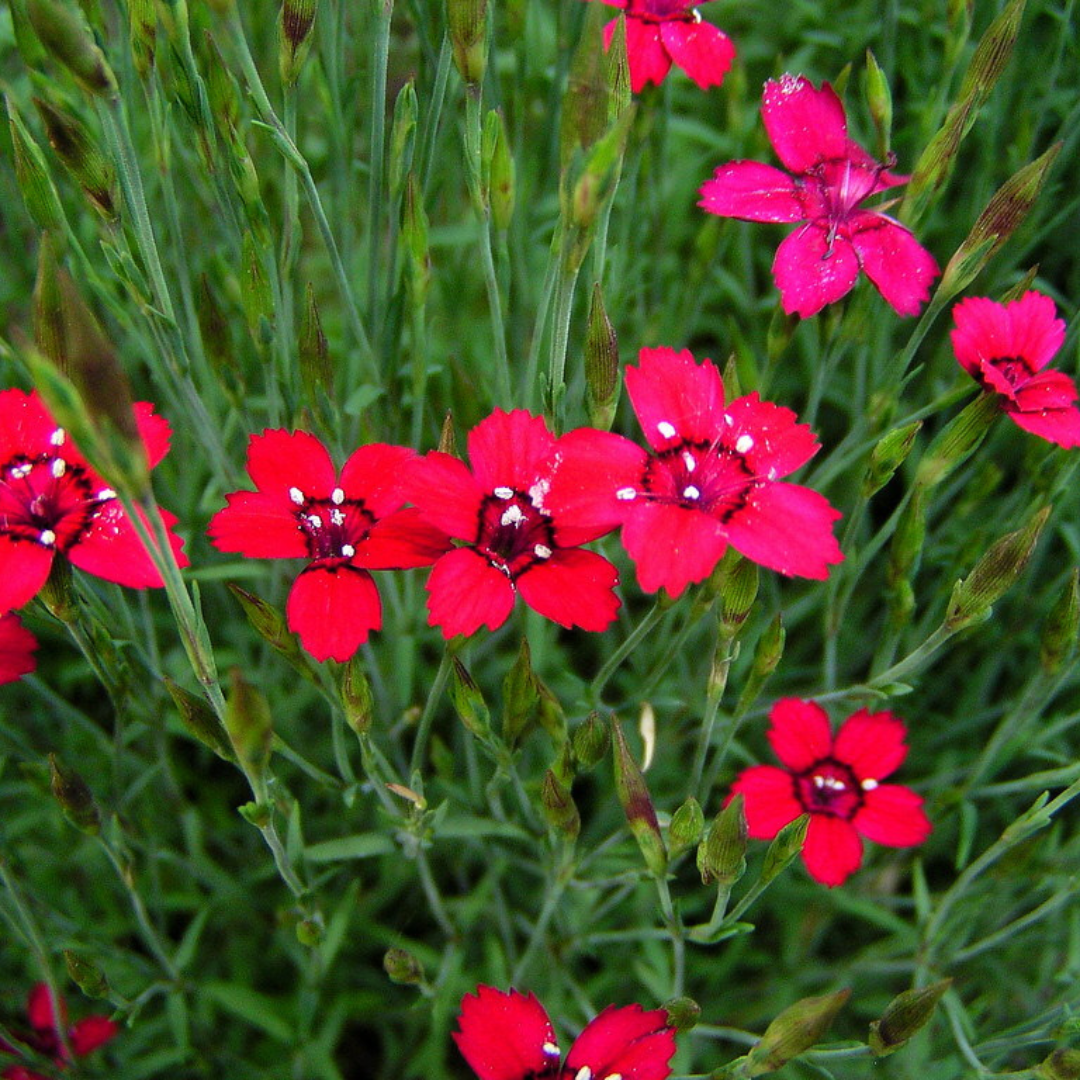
[654,874,685,998]
[547,237,583,430]
[511,846,575,982]
[418,37,452,192]
[367,0,394,347]
[867,623,956,688]
[409,648,453,776]
[591,601,667,703]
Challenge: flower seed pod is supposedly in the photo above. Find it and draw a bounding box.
[746,989,850,1075]
[541,769,581,841]
[49,752,100,835]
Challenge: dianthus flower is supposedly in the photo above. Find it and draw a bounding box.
[0,388,186,615]
[0,613,37,686]
[208,431,450,662]
[1,983,117,1080]
[405,410,621,639]
[546,347,843,597]
[592,0,735,94]
[455,986,676,1080]
[699,74,939,318]
[728,698,931,887]
[951,291,1080,448]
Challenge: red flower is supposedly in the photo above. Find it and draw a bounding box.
[546,347,843,598]
[405,410,621,639]
[0,613,37,685]
[455,986,676,1080]
[0,389,187,615]
[698,74,939,318]
[951,291,1080,448]
[592,0,735,94]
[1,982,117,1079]
[208,431,450,662]
[728,698,932,887]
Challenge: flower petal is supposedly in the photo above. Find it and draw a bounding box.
[27,984,66,1033]
[0,536,54,613]
[286,563,381,662]
[0,389,59,464]
[133,402,172,469]
[406,452,487,542]
[772,224,860,318]
[339,443,416,517]
[850,212,938,317]
[623,16,672,93]
[453,987,559,1080]
[722,392,820,478]
[832,708,909,781]
[626,347,726,449]
[621,501,728,598]
[728,765,802,838]
[1008,376,1080,447]
[950,296,1014,377]
[0,613,37,685]
[516,548,620,631]
[721,481,843,579]
[69,1015,118,1056]
[1006,291,1066,371]
[566,1004,676,1080]
[660,18,734,91]
[356,507,453,569]
[855,784,932,847]
[768,698,833,771]
[699,161,805,223]
[802,813,863,886]
[208,491,308,558]
[762,75,848,174]
[467,410,556,495]
[70,504,187,587]
[425,548,516,638]
[246,429,337,498]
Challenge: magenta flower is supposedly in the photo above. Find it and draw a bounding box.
[546,347,843,598]
[455,986,676,1080]
[951,291,1080,448]
[728,698,932,887]
[405,410,621,639]
[0,388,187,615]
[699,74,939,318]
[0,613,37,686]
[208,431,450,662]
[593,0,735,94]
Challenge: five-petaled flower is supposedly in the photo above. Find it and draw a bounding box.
[592,0,735,95]
[405,410,621,639]
[699,73,939,319]
[1,982,117,1080]
[0,388,187,616]
[728,698,932,887]
[951,291,1080,448]
[455,985,677,1080]
[208,430,450,662]
[0,613,37,686]
[546,347,843,598]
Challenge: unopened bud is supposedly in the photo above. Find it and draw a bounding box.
[27,0,117,96]
[449,656,490,738]
[864,421,921,498]
[402,173,431,305]
[437,411,456,456]
[887,488,926,588]
[604,14,631,122]
[611,718,667,876]
[663,997,701,1033]
[720,555,759,635]
[446,0,487,86]
[746,990,850,1075]
[224,669,274,795]
[766,305,797,364]
[388,82,417,198]
[541,769,580,840]
[299,282,332,401]
[279,0,318,86]
[7,99,65,232]
[914,392,998,489]
[296,917,324,946]
[560,3,608,163]
[760,813,809,885]
[49,752,100,834]
[64,950,109,999]
[584,283,620,430]
[572,711,610,770]
[868,979,951,1056]
[383,947,425,986]
[204,31,241,138]
[1038,1049,1080,1080]
[735,613,785,716]
[34,231,67,371]
[483,109,515,231]
[33,97,116,219]
[698,794,748,886]
[197,274,240,383]
[241,231,275,345]
[503,638,540,746]
[227,584,306,667]
[1040,569,1079,674]
[128,0,156,79]
[945,506,1050,632]
[164,676,235,761]
[341,655,375,735]
[864,50,893,160]
[668,797,705,859]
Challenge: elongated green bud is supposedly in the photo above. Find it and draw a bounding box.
[735,613,785,715]
[503,638,540,746]
[450,656,490,738]
[7,98,65,232]
[299,282,332,401]
[914,393,998,489]
[1040,570,1079,674]
[224,669,274,797]
[561,3,608,164]
[280,0,318,85]
[611,718,667,876]
[33,97,116,219]
[241,231,275,345]
[720,555,759,635]
[868,979,951,1056]
[49,753,100,834]
[668,796,705,859]
[483,108,515,231]
[446,0,487,87]
[402,173,431,306]
[887,488,926,589]
[389,81,418,199]
[196,274,239,383]
[698,794,748,887]
[64,950,110,999]
[573,711,610,770]
[945,507,1050,632]
[33,231,67,371]
[605,15,631,122]
[864,421,921,498]
[584,283,620,430]
[227,584,306,667]
[746,990,851,1075]
[165,676,235,761]
[864,50,893,160]
[541,769,580,840]
[127,0,156,79]
[341,656,375,735]
[760,814,809,885]
[383,947,425,986]
[27,0,117,96]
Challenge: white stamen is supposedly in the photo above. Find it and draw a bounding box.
[331,487,345,505]
[723,413,733,426]
[528,477,551,511]
[50,428,66,446]
[813,774,847,791]
[682,450,697,472]
[683,485,701,500]
[616,486,637,501]
[862,778,879,791]
[50,459,66,478]
[341,544,356,558]
[289,486,305,505]
[735,434,754,454]
[542,1043,561,1058]
[534,544,552,560]
[501,504,526,527]
[813,775,825,788]
[97,487,116,500]
[603,1074,624,1080]
[575,1069,593,1080]
[10,463,32,479]
[331,509,345,526]
[657,421,677,439]
[767,468,778,481]
[494,486,514,499]
[307,514,323,529]
[39,529,56,546]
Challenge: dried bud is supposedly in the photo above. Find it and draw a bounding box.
[437,411,456,456]
[663,997,701,1033]
[584,283,620,430]
[914,392,998,489]
[1040,570,1079,675]
[698,794,748,887]
[49,752,100,834]
[224,669,274,796]
[945,506,1050,632]
[760,813,809,885]
[164,676,235,761]
[611,718,667,876]
[868,979,951,1056]
[64,950,110,999]
[7,98,65,232]
[446,0,487,86]
[33,97,116,219]
[572,711,610,770]
[450,656,491,738]
[280,0,318,86]
[864,420,921,498]
[864,49,893,160]
[383,947,425,986]
[483,108,515,231]
[668,797,705,859]
[27,0,117,97]
[299,282,332,402]
[341,655,375,735]
[541,769,580,840]
[746,990,850,1075]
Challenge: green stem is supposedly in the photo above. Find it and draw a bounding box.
[511,846,575,982]
[410,648,453,775]
[867,623,956,688]
[591,601,667,703]
[654,873,685,998]
[547,234,583,430]
[367,0,394,348]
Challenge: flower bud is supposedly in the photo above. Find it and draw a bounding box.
[227,584,308,671]
[663,996,701,1033]
[164,676,236,761]
[611,718,667,876]
[1038,1049,1080,1080]
[719,554,759,635]
[224,669,274,797]
[299,282,332,402]
[864,49,893,160]
[279,0,318,86]
[698,793,748,887]
[33,231,67,372]
[27,0,117,97]
[864,420,921,499]
[7,98,65,233]
[572,711,610,770]
[241,230,275,345]
[541,769,581,841]
[127,0,156,80]
[450,656,491,739]
[735,613,785,716]
[438,411,457,456]
[402,173,431,306]
[604,14,631,123]
[446,0,487,87]
[388,81,417,199]
[503,637,540,746]
[560,3,609,165]
[483,108,515,231]
[296,917,324,946]
[945,506,1050,632]
[914,392,998,489]
[583,283,620,430]
[197,274,241,387]
[887,488,926,589]
[33,96,117,219]
[341,655,375,735]
[383,947,425,986]
[868,978,951,1056]
[668,796,705,859]
[760,813,809,885]
[746,989,850,1075]
[64,950,110,999]
[1040,570,1079,675]
[49,752,100,834]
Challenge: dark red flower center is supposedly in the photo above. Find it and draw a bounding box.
[635,437,761,521]
[802,156,896,250]
[0,445,111,553]
[289,485,375,562]
[629,0,697,21]
[794,759,864,820]
[986,354,1035,389]
[475,488,556,579]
